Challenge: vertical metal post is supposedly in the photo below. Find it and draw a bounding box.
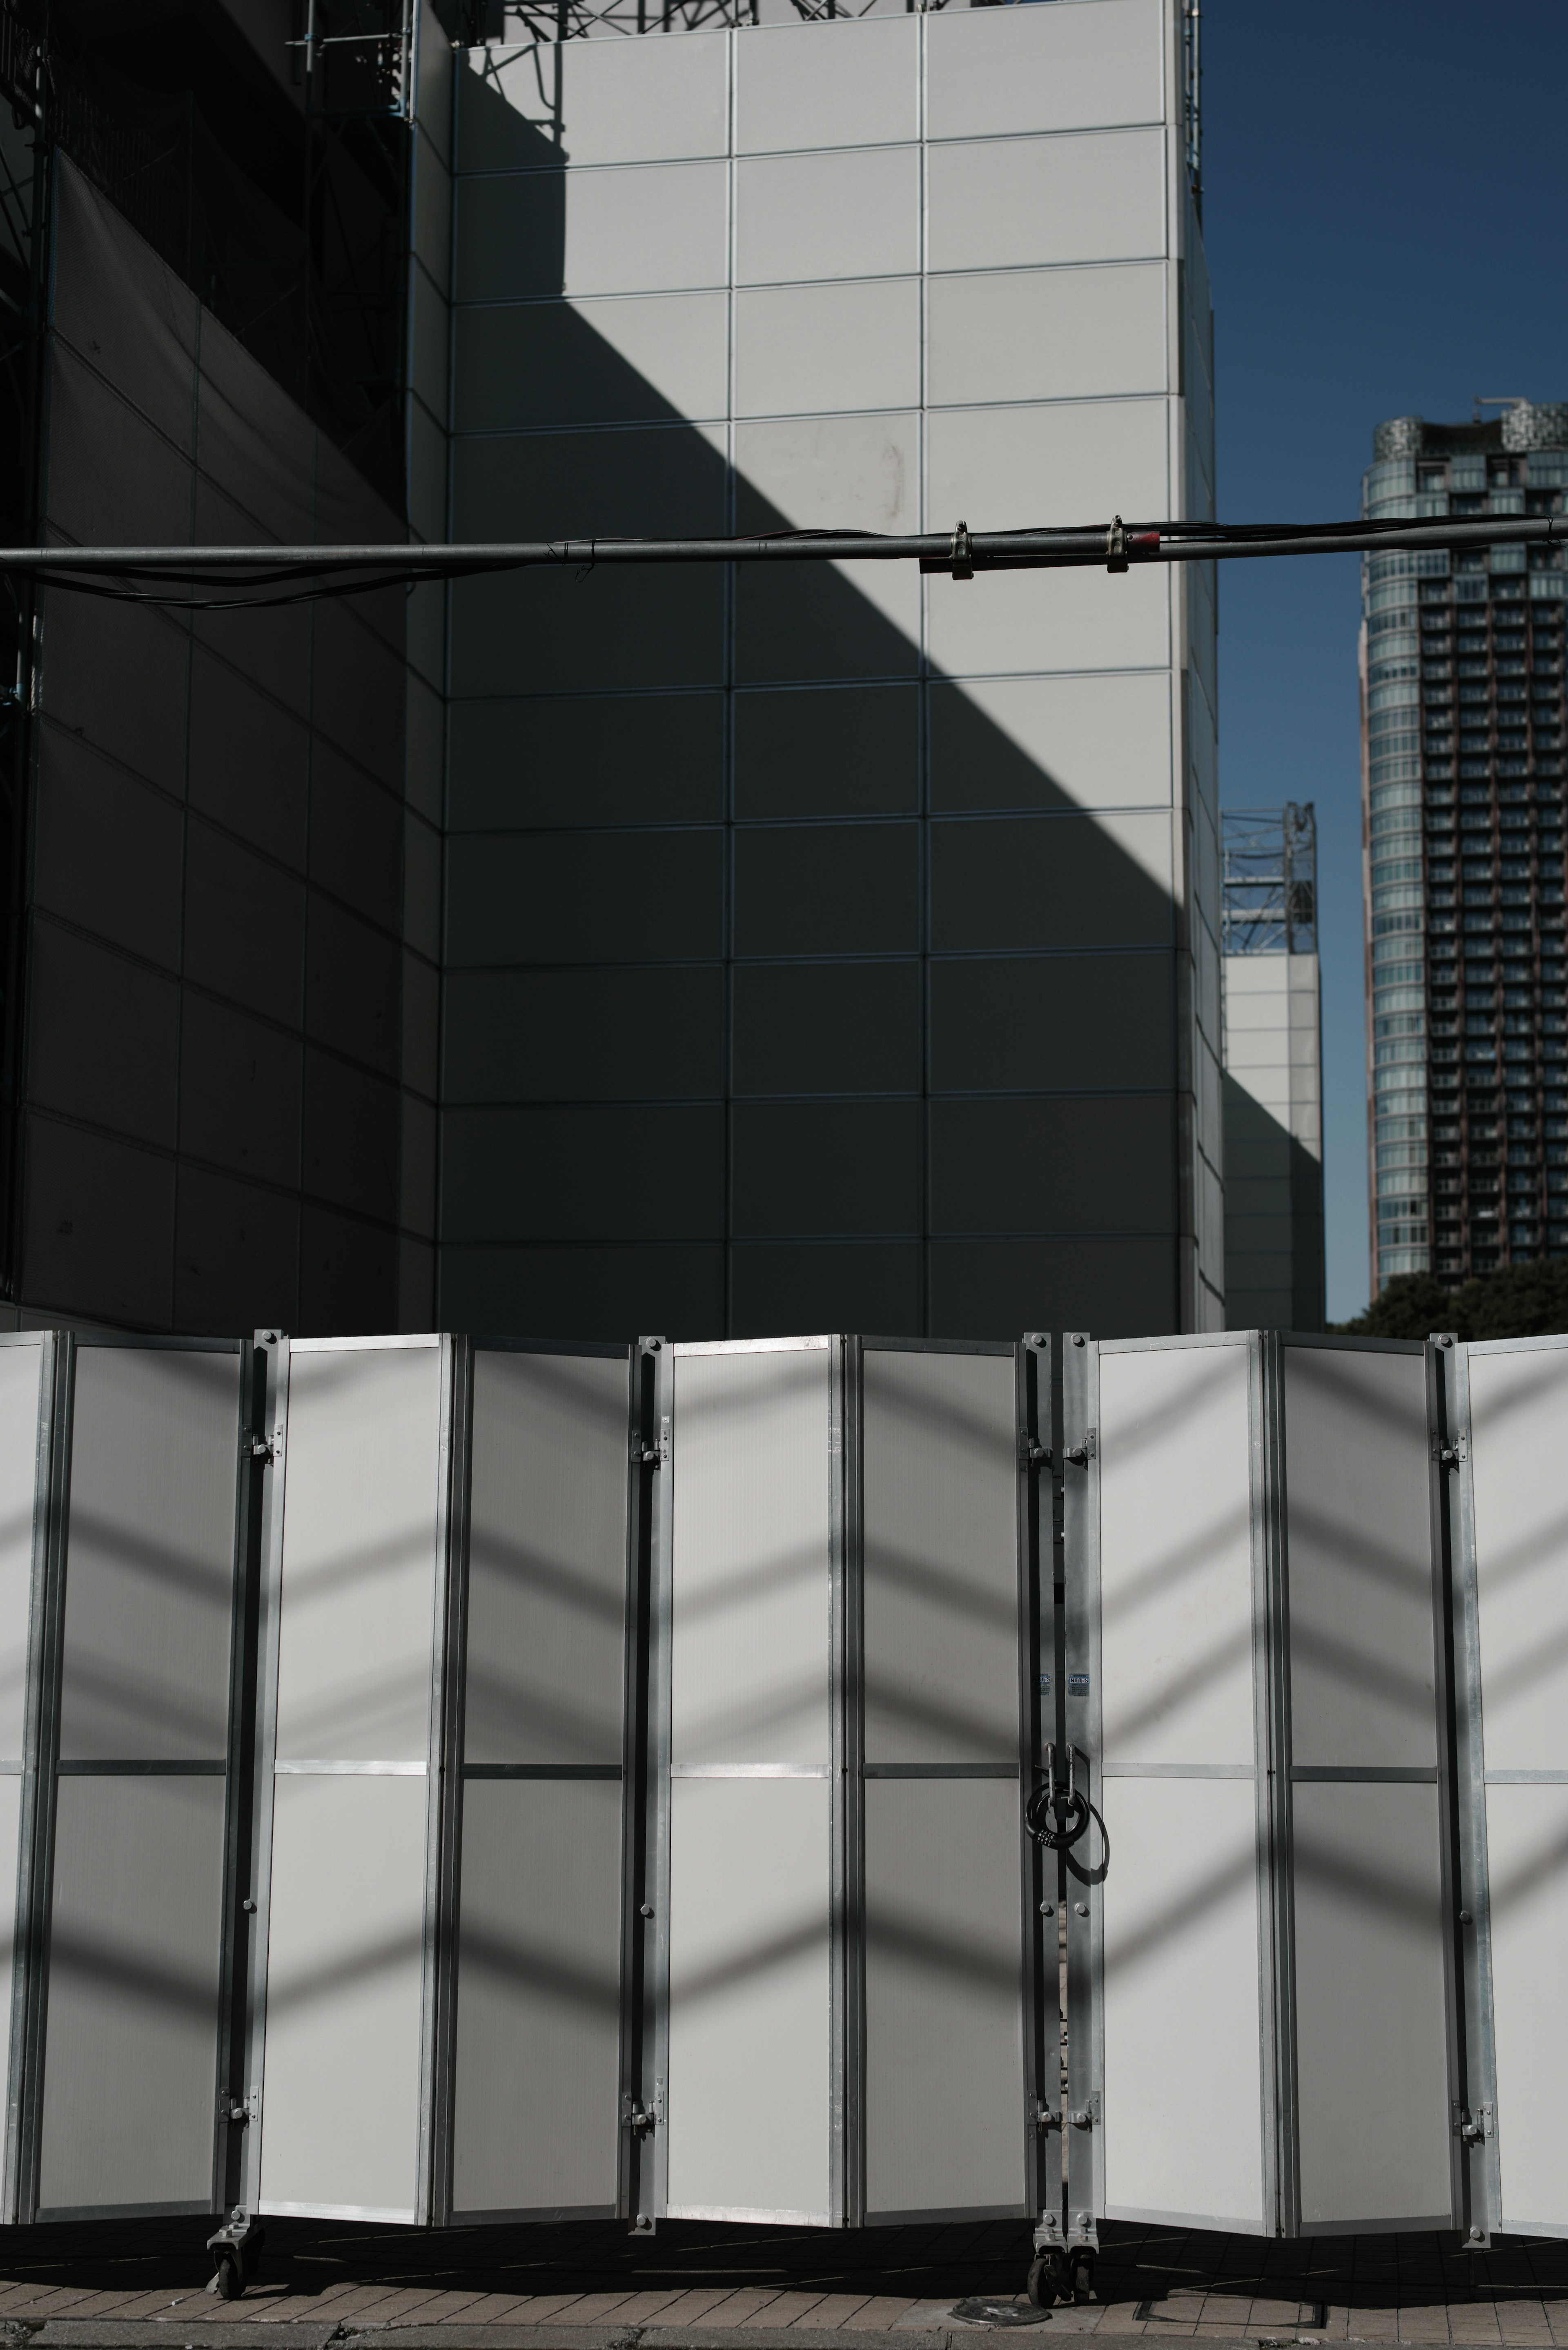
[426,1336,472,2230]
[13,1329,71,2225]
[214,1340,261,2217]
[827,1333,849,2229]
[842,1337,865,2230]
[1256,1331,1292,2238]
[1016,1336,1056,2223]
[1433,1335,1498,2246]
[1,1333,56,2226]
[238,1333,292,2220]
[1060,1331,1099,2263]
[630,1337,673,2234]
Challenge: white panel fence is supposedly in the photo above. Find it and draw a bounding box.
[0,1322,1553,2283]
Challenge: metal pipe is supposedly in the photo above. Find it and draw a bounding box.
[0,509,1559,578]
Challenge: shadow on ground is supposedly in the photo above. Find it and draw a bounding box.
[0,2216,1561,2331]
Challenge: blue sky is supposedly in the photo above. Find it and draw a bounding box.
[1201,2,1568,1319]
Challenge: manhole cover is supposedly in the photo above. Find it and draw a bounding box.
[951,2298,1053,2328]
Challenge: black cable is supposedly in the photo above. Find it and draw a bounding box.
[1027,1746,1091,1853]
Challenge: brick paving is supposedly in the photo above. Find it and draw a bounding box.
[0,2214,1563,2339]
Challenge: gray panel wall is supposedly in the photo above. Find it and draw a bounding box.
[0,1340,47,2197]
[864,1777,1024,2218]
[463,1350,628,1761]
[453,1779,623,2216]
[39,1776,227,2214]
[450,1345,630,2218]
[665,1342,835,2222]
[439,0,1221,1343]
[38,1340,242,2218]
[1092,1338,1269,2232]
[1281,1343,1451,2228]
[18,158,432,1338]
[1461,1340,1568,2234]
[258,1340,445,2219]
[0,1341,47,1762]
[862,1348,1017,1764]
[861,1345,1027,2219]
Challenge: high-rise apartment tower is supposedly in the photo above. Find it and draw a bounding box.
[1363,402,1568,1293]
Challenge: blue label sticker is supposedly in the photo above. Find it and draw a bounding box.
[1068,1672,1090,1695]
[1038,1672,1052,1692]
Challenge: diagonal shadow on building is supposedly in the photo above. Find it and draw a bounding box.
[437,67,1209,1345]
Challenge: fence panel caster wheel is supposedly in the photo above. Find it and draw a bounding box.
[206,2210,265,2301]
[1027,2253,1065,2308]
[1068,2253,1095,2303]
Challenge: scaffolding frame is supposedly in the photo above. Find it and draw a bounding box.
[1222,804,1319,958]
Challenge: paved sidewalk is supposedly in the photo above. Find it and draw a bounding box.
[0,2216,1560,2344]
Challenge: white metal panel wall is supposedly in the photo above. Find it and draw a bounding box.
[860,1344,1028,2222]
[1085,1335,1269,2233]
[1280,1341,1452,2233]
[36,1340,243,2220]
[254,1338,448,2223]
[1457,1336,1568,2235]
[663,1339,837,2225]
[450,1344,632,2220]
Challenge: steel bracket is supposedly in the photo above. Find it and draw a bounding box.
[1434,1430,1468,1465]
[633,1421,670,1469]
[1033,2209,1067,2254]
[1069,2091,1101,2131]
[1064,1429,1097,1467]
[249,1434,278,1464]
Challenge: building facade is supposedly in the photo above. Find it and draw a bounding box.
[1221,806,1324,1329]
[439,0,1224,1341]
[0,0,1222,1348]
[1364,403,1568,1293]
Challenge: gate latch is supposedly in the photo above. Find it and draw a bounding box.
[1030,2097,1062,2133]
[221,2089,258,2126]
[1019,1436,1052,1469]
[633,1422,670,1469]
[1064,1429,1097,1467]
[1458,2103,1492,2143]
[250,1434,278,1464]
[1069,2094,1101,2131]
[1433,1431,1468,1465]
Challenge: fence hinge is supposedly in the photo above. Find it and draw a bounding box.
[221,2087,258,2127]
[1433,1431,1468,1466]
[1020,1435,1052,1469]
[1064,1428,1097,1468]
[1458,2101,1492,2143]
[249,1434,278,1465]
[1030,2096,1062,2132]
[633,1419,670,1469]
[1069,2091,1101,2130]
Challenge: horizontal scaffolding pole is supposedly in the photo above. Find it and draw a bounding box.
[0,511,1561,605]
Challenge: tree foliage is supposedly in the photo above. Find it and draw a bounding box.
[1331,1257,1568,1342]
